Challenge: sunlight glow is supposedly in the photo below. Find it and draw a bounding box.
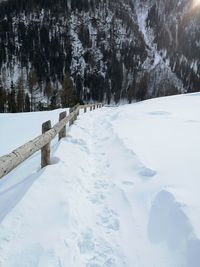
[192,0,200,8]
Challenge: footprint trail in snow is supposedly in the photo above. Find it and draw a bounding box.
[0,105,197,267]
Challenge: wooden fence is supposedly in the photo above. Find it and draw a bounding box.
[0,103,103,179]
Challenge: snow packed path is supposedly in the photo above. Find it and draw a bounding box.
[0,96,200,267]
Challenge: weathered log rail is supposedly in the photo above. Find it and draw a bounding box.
[0,103,103,179]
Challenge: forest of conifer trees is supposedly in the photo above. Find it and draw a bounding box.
[0,0,150,112]
[1,0,199,112]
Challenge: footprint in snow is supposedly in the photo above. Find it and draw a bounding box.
[88,193,105,205]
[97,207,120,233]
[68,137,87,147]
[78,229,119,267]
[94,180,110,190]
[68,137,90,154]
[78,228,95,254]
[87,257,116,267]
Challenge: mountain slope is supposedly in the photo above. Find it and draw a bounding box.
[0,0,199,109]
[0,0,149,107]
[145,0,200,92]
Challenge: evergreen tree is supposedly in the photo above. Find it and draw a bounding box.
[44,81,53,106]
[50,90,58,110]
[28,69,38,111]
[17,77,25,112]
[127,81,135,104]
[75,74,83,101]
[135,72,149,101]
[0,78,6,112]
[37,101,44,111]
[9,82,17,113]
[25,93,31,112]
[61,74,78,108]
[7,92,12,113]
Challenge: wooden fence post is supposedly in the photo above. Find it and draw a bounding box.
[69,107,74,126]
[0,102,106,179]
[74,110,78,121]
[59,111,67,140]
[41,120,51,168]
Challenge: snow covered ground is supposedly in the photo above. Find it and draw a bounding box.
[0,94,200,266]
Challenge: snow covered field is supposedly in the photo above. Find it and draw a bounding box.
[0,94,200,266]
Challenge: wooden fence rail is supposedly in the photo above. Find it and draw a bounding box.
[0,103,103,179]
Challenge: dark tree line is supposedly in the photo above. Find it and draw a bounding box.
[1,0,198,113]
[0,80,30,113]
[0,0,152,113]
[0,71,80,113]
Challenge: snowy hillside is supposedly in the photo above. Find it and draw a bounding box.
[3,0,199,111]
[145,0,200,92]
[1,0,200,110]
[0,94,200,266]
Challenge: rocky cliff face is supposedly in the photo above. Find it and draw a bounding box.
[0,0,199,110]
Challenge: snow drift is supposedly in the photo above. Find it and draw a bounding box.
[0,94,200,266]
